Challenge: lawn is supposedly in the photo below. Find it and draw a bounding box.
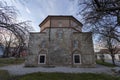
[0,70,11,80]
[18,72,120,80]
[0,59,119,80]
[96,60,117,67]
[0,71,120,80]
[0,58,25,67]
[0,70,18,80]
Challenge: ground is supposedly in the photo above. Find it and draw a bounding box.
[0,63,120,76]
[18,73,120,80]
[0,58,25,67]
[0,64,111,75]
[0,70,120,80]
[0,58,120,80]
[96,60,118,67]
[0,58,120,75]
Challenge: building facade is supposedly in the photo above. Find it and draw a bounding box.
[25,16,95,67]
[96,48,120,61]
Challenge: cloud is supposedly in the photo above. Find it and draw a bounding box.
[36,0,57,15]
[3,0,81,32]
[25,7,31,14]
[67,0,78,15]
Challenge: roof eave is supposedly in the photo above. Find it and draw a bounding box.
[39,15,83,27]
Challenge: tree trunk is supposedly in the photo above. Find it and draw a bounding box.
[111,53,116,65]
[101,54,105,63]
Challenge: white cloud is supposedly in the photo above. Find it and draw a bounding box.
[25,7,31,14]
[2,0,81,32]
[68,0,78,15]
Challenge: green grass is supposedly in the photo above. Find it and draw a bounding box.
[0,58,25,67]
[18,72,120,80]
[0,71,119,80]
[0,70,18,80]
[0,70,11,80]
[96,60,117,67]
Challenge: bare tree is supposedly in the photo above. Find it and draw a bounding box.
[77,0,120,35]
[99,26,120,65]
[78,0,120,24]
[77,0,120,65]
[0,27,20,57]
[0,1,32,57]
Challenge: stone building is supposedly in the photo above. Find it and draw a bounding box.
[25,16,95,67]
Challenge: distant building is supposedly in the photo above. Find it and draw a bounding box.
[25,16,95,67]
[96,48,120,61]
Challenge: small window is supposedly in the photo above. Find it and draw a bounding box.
[40,56,45,63]
[58,21,62,27]
[73,40,79,48]
[41,41,46,48]
[58,32,62,39]
[38,54,46,64]
[74,55,80,63]
[73,54,81,64]
[57,30,63,39]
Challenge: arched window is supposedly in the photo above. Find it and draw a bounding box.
[73,51,81,64]
[41,41,46,48]
[73,40,79,48]
[58,31,62,39]
[38,50,47,64]
[57,30,63,39]
[38,54,46,64]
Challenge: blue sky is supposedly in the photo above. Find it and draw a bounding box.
[2,0,80,32]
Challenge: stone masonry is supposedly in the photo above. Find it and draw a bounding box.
[25,16,95,67]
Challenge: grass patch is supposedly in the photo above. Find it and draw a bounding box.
[0,58,25,67]
[0,71,119,80]
[18,72,120,80]
[96,60,117,67]
[0,70,11,80]
[0,70,19,80]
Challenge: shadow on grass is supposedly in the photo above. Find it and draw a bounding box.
[0,58,25,67]
[18,72,120,80]
[96,60,117,67]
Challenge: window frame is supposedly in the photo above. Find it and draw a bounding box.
[73,40,79,48]
[73,54,81,64]
[38,54,46,64]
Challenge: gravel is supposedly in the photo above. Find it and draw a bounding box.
[0,64,116,75]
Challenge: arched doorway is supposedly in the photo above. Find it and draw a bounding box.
[72,50,81,65]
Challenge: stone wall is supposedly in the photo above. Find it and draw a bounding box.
[25,32,48,66]
[46,28,74,66]
[25,28,95,67]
